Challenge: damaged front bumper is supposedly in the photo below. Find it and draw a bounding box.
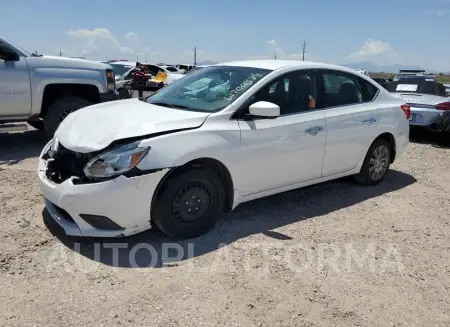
[38,142,169,237]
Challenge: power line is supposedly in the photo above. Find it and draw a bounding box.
[302,41,306,61]
[193,46,197,65]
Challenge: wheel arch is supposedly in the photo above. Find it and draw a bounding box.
[372,132,396,163]
[150,157,235,218]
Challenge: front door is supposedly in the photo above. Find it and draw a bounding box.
[0,42,31,117]
[237,70,327,196]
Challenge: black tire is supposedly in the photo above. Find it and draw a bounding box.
[118,88,130,99]
[27,120,44,131]
[354,138,392,186]
[43,96,92,137]
[151,167,226,240]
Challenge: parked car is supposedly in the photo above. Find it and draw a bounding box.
[38,60,409,239]
[110,61,184,98]
[0,37,117,136]
[372,77,390,89]
[443,83,450,97]
[393,69,425,81]
[353,69,370,77]
[387,77,450,130]
[176,64,195,73]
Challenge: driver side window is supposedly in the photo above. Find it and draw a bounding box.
[243,71,318,116]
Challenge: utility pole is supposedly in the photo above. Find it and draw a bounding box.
[193,46,197,65]
[302,41,306,61]
[59,50,63,57]
[274,53,277,59]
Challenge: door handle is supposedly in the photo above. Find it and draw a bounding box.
[305,126,324,135]
[362,118,376,125]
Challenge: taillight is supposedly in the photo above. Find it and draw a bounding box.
[401,104,411,119]
[435,102,450,110]
[106,69,115,92]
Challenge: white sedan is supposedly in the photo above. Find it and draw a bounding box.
[38,60,409,239]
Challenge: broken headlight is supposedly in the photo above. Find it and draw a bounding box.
[83,141,150,179]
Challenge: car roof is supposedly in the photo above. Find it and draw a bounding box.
[109,61,136,66]
[216,60,356,73]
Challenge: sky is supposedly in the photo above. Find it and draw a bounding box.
[2,0,450,71]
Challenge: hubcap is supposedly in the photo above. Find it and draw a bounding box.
[171,181,211,225]
[368,145,389,180]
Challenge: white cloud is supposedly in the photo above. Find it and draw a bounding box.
[346,39,420,66]
[66,28,134,59]
[347,39,395,61]
[424,9,447,16]
[125,32,138,41]
[65,30,321,64]
[247,39,321,62]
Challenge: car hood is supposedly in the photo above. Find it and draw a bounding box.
[55,98,210,153]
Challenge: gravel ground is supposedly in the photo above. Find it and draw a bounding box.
[0,128,449,327]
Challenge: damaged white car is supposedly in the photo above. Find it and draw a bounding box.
[38,60,409,239]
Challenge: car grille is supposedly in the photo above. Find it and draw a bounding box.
[79,214,125,231]
[45,144,97,184]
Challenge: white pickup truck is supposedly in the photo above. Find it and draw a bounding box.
[0,37,118,136]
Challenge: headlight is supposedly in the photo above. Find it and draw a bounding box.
[83,141,150,179]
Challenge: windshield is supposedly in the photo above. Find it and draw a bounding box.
[110,64,135,77]
[1,38,32,56]
[146,66,271,112]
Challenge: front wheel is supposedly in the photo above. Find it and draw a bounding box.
[354,139,392,186]
[43,96,92,137]
[151,167,226,240]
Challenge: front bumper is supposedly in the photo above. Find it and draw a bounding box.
[38,145,169,237]
[99,91,119,102]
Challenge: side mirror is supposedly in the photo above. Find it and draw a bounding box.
[249,101,280,118]
[0,44,19,62]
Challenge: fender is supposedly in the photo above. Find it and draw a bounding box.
[136,123,242,189]
[29,68,106,116]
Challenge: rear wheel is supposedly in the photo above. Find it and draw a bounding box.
[354,138,392,186]
[152,167,225,240]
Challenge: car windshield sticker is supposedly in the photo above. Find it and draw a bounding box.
[223,73,264,101]
[396,84,418,92]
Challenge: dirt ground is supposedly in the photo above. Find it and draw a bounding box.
[0,128,449,327]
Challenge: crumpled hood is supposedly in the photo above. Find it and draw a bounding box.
[55,98,210,153]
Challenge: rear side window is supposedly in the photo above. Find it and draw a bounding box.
[323,73,364,107]
[363,80,379,101]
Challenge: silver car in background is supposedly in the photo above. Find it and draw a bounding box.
[388,77,450,130]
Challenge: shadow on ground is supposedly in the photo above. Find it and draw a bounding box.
[0,130,48,165]
[44,169,416,269]
[409,128,450,148]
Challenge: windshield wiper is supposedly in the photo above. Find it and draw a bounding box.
[150,101,191,110]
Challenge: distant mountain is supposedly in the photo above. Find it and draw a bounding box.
[342,61,426,73]
[197,60,218,66]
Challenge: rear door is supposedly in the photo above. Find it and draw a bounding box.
[320,70,381,176]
